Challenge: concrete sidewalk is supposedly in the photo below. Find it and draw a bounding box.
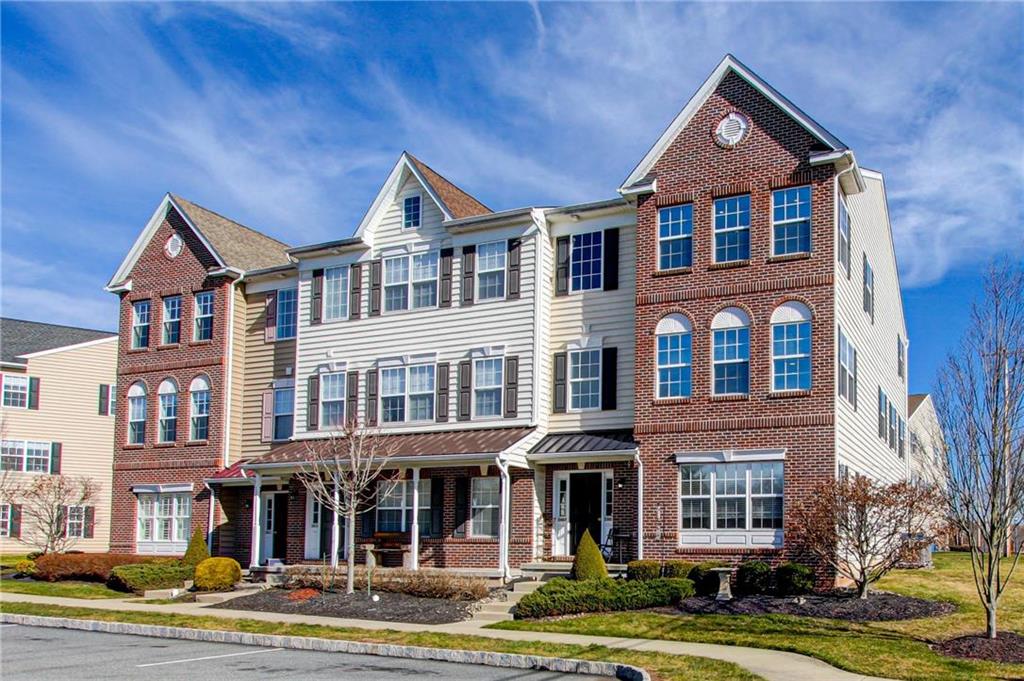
[0,592,890,681]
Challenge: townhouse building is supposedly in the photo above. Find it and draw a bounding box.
[0,319,117,552]
[105,55,908,580]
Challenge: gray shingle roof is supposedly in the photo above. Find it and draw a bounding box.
[170,195,292,272]
[0,318,115,366]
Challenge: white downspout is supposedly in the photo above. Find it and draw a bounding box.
[205,482,216,554]
[634,451,644,560]
[496,458,511,581]
[331,473,341,569]
[222,277,239,467]
[410,467,420,571]
[250,473,263,569]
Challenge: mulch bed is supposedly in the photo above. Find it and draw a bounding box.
[672,590,955,622]
[212,587,476,624]
[935,632,1024,664]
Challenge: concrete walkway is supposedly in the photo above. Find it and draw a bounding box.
[0,592,890,681]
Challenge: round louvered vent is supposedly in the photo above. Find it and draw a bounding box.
[164,234,183,259]
[714,112,751,148]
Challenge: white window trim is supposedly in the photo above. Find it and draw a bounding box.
[135,492,192,553]
[0,439,52,474]
[568,348,602,412]
[770,186,812,256]
[65,505,87,538]
[383,252,439,314]
[657,204,694,272]
[770,320,811,393]
[711,326,750,397]
[2,374,29,410]
[131,300,151,349]
[273,386,295,442]
[475,240,507,302]
[158,381,178,444]
[403,194,422,230]
[471,356,504,420]
[375,479,431,533]
[193,291,214,341]
[837,193,851,275]
[275,287,298,340]
[838,328,857,407]
[0,504,10,537]
[380,364,436,424]
[189,389,210,442]
[161,295,182,345]
[322,266,351,323]
[655,330,692,400]
[569,230,604,294]
[469,476,500,538]
[712,195,751,264]
[677,458,784,548]
[318,372,347,430]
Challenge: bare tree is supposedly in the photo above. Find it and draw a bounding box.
[15,475,99,554]
[935,260,1024,639]
[295,422,399,594]
[791,476,942,599]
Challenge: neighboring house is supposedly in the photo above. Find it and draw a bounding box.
[0,318,117,552]
[908,394,944,487]
[105,54,909,581]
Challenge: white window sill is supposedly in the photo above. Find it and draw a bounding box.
[135,540,187,555]
[679,530,783,548]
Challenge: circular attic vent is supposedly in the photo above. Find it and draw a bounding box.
[164,234,183,259]
[714,112,751,148]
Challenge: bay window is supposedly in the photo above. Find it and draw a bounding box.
[679,460,784,538]
[137,492,191,546]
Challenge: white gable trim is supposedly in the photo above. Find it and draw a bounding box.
[620,54,846,191]
[352,153,454,245]
[105,194,227,291]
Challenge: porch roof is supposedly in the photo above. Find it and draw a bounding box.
[205,459,251,484]
[529,430,637,458]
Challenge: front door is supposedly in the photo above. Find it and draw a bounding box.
[261,491,288,564]
[569,472,603,554]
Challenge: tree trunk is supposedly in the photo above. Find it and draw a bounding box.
[987,603,998,639]
[858,579,870,600]
[346,507,357,595]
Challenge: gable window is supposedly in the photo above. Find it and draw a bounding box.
[381,364,434,423]
[319,372,346,429]
[473,358,503,418]
[377,479,431,534]
[897,336,905,381]
[770,302,812,392]
[384,252,438,312]
[323,267,350,322]
[570,231,603,292]
[838,195,851,275]
[403,196,421,229]
[772,186,811,256]
[162,295,181,345]
[158,379,178,443]
[132,301,151,349]
[276,288,298,339]
[137,492,191,545]
[862,255,875,321]
[1,440,51,473]
[188,375,210,441]
[569,349,601,410]
[193,291,214,341]
[273,387,294,440]
[658,204,693,270]
[128,382,147,444]
[476,241,506,300]
[838,327,857,408]
[711,308,750,396]
[679,461,784,535]
[2,375,28,409]
[713,195,751,263]
[66,506,86,538]
[656,314,692,399]
[470,477,499,537]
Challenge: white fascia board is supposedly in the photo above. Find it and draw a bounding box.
[528,449,638,465]
[861,168,908,339]
[131,482,194,494]
[18,335,117,360]
[353,153,453,243]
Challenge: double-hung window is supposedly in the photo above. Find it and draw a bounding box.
[403,196,421,229]
[473,358,503,418]
[158,380,178,443]
[897,336,905,381]
[878,388,888,440]
[679,461,784,537]
[658,204,693,270]
[470,477,499,537]
[0,505,10,537]
[862,255,874,321]
[137,493,191,545]
[2,375,28,408]
[323,267,349,322]
[381,365,434,423]
[888,403,897,450]
[66,506,86,538]
[772,186,811,256]
[193,291,214,341]
[412,252,439,308]
[570,231,603,292]
[656,314,692,398]
[0,440,50,473]
[838,195,851,275]
[771,321,811,391]
[569,349,601,410]
[162,295,181,345]
[713,195,750,263]
[376,479,431,534]
[189,376,210,441]
[319,373,346,428]
[276,288,298,339]
[711,308,750,396]
[476,241,506,300]
[384,253,438,312]
[273,387,294,440]
[132,301,151,349]
[837,328,857,407]
[898,418,906,458]
[128,383,147,444]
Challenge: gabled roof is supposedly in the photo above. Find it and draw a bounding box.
[620,54,853,192]
[909,394,929,417]
[0,318,115,367]
[406,154,492,220]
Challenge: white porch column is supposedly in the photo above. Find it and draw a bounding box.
[249,474,263,569]
[330,474,341,568]
[635,453,644,560]
[409,468,420,571]
[206,483,216,554]
[497,461,511,581]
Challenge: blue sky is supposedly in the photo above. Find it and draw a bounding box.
[1,2,1022,395]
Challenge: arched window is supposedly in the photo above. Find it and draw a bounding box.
[127,382,147,445]
[770,302,812,392]
[189,375,211,441]
[655,314,692,398]
[711,307,750,396]
[157,379,178,443]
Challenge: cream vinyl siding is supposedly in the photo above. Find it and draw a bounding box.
[834,171,909,482]
[226,284,247,464]
[0,339,116,552]
[533,215,554,430]
[908,396,944,487]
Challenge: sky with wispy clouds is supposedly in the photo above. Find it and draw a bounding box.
[1,2,1022,392]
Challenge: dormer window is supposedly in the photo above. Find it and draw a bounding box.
[403,196,421,229]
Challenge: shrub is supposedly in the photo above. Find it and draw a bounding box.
[775,562,815,596]
[688,561,728,596]
[515,577,694,619]
[14,559,37,576]
[736,561,773,595]
[26,551,42,560]
[570,530,608,581]
[284,567,489,601]
[34,553,163,582]
[626,560,661,581]
[108,562,193,594]
[193,557,242,592]
[182,527,210,567]
[662,560,697,580]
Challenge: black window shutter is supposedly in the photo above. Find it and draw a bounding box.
[365,369,379,426]
[603,228,619,291]
[507,239,521,300]
[553,352,567,413]
[439,248,454,308]
[349,263,362,319]
[457,360,472,421]
[504,356,519,418]
[84,506,95,538]
[453,477,469,537]
[307,375,320,430]
[311,269,324,324]
[436,362,450,422]
[430,478,444,538]
[360,487,376,538]
[461,245,475,306]
[369,260,382,317]
[49,442,62,474]
[9,505,21,538]
[555,236,570,297]
[98,384,109,416]
[601,347,618,410]
[346,371,359,425]
[28,377,40,410]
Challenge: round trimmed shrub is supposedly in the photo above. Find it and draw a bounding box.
[182,527,211,567]
[688,561,728,596]
[570,530,608,581]
[736,560,772,595]
[194,557,242,592]
[775,562,814,596]
[662,560,697,580]
[626,560,661,581]
[14,559,37,576]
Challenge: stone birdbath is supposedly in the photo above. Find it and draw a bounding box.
[711,567,734,602]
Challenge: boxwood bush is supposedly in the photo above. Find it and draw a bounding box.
[570,530,608,581]
[194,557,242,592]
[514,577,694,619]
[688,561,728,596]
[626,560,661,581]
[662,560,697,580]
[108,562,194,594]
[775,562,815,596]
[736,560,772,595]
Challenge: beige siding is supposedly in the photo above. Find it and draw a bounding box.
[240,290,297,459]
[226,283,247,464]
[0,338,117,552]
[908,396,944,486]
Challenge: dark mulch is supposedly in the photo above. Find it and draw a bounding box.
[212,587,476,624]
[672,590,955,622]
[936,632,1024,664]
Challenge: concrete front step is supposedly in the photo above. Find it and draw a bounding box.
[511,580,544,594]
[471,610,514,622]
[477,601,517,615]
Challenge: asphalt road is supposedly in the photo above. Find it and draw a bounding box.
[0,624,602,680]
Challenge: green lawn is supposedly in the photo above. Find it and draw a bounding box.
[0,579,126,600]
[0,601,759,681]
[493,552,1024,681]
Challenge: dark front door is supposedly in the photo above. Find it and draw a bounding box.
[569,472,603,554]
[271,493,288,560]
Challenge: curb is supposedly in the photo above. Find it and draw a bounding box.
[0,613,649,680]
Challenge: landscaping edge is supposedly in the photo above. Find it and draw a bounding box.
[0,613,649,681]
